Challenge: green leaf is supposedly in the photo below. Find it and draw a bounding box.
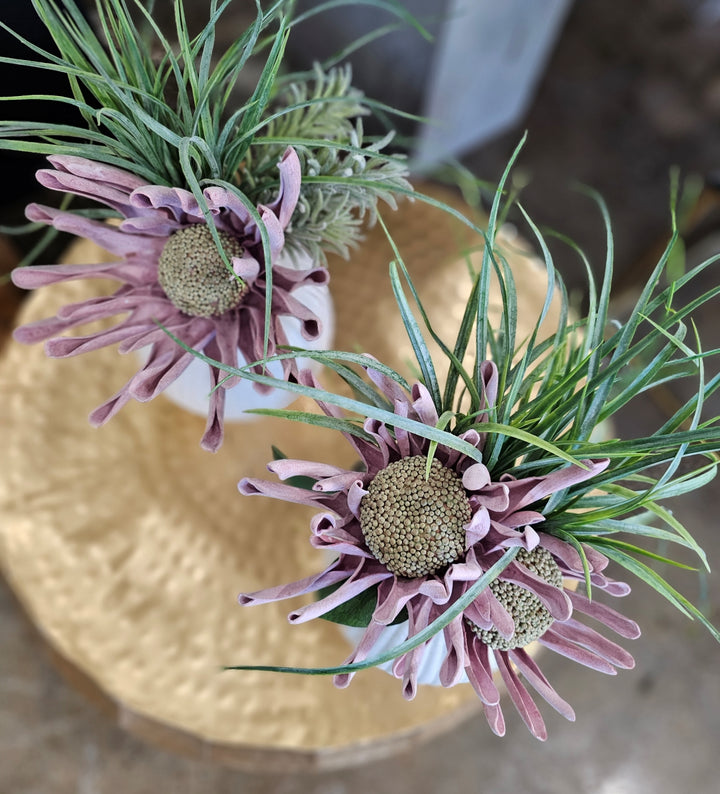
[426,410,456,479]
[247,409,373,443]
[317,581,380,627]
[473,421,587,470]
[591,538,698,570]
[388,260,442,411]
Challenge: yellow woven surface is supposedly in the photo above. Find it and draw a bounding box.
[0,188,559,766]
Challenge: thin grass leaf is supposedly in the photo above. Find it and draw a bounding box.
[222,347,410,391]
[379,221,481,412]
[475,134,527,384]
[227,17,290,171]
[388,260,442,410]
[290,0,433,42]
[598,546,720,642]
[471,421,587,470]
[426,410,456,479]
[246,409,374,442]
[591,538,697,570]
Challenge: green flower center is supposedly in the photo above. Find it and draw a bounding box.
[360,455,471,578]
[157,225,248,318]
[467,547,563,651]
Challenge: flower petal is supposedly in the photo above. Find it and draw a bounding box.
[495,651,548,741]
[568,589,641,639]
[550,618,636,669]
[265,146,302,228]
[539,628,619,674]
[462,463,491,491]
[464,630,501,706]
[238,564,349,607]
[508,647,575,721]
[289,566,391,623]
[333,620,387,690]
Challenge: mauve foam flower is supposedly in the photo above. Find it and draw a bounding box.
[238,363,641,739]
[11,147,328,451]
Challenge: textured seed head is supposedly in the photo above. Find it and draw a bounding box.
[360,455,471,578]
[158,225,247,317]
[468,547,563,651]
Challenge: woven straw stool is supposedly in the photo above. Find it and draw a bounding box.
[0,186,560,771]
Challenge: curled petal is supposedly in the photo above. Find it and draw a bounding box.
[464,632,501,706]
[364,361,413,406]
[540,628,619,674]
[462,463,491,491]
[266,146,302,228]
[239,477,330,509]
[582,543,611,572]
[201,344,226,453]
[439,616,467,688]
[238,564,348,607]
[550,619,636,669]
[232,253,260,283]
[487,590,516,639]
[472,483,510,513]
[268,459,348,481]
[410,382,439,426]
[26,204,164,261]
[478,360,499,410]
[313,472,364,493]
[465,506,490,548]
[289,566,391,624]
[130,184,203,224]
[47,154,147,192]
[88,387,133,427]
[347,480,369,518]
[501,563,573,621]
[502,459,611,516]
[256,204,285,258]
[36,164,142,215]
[373,576,426,625]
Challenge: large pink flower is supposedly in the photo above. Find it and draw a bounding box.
[11,147,328,450]
[238,363,641,739]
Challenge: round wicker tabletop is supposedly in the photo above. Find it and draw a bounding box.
[0,187,559,771]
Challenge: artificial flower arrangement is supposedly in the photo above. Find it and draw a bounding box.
[1,0,413,450]
[2,0,719,745]
[212,147,720,740]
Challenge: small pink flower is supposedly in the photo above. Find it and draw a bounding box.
[238,363,640,739]
[12,147,328,450]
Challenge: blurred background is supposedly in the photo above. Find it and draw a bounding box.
[2,1,720,792]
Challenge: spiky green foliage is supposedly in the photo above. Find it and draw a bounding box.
[246,64,412,264]
[171,139,720,679]
[0,0,412,262]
